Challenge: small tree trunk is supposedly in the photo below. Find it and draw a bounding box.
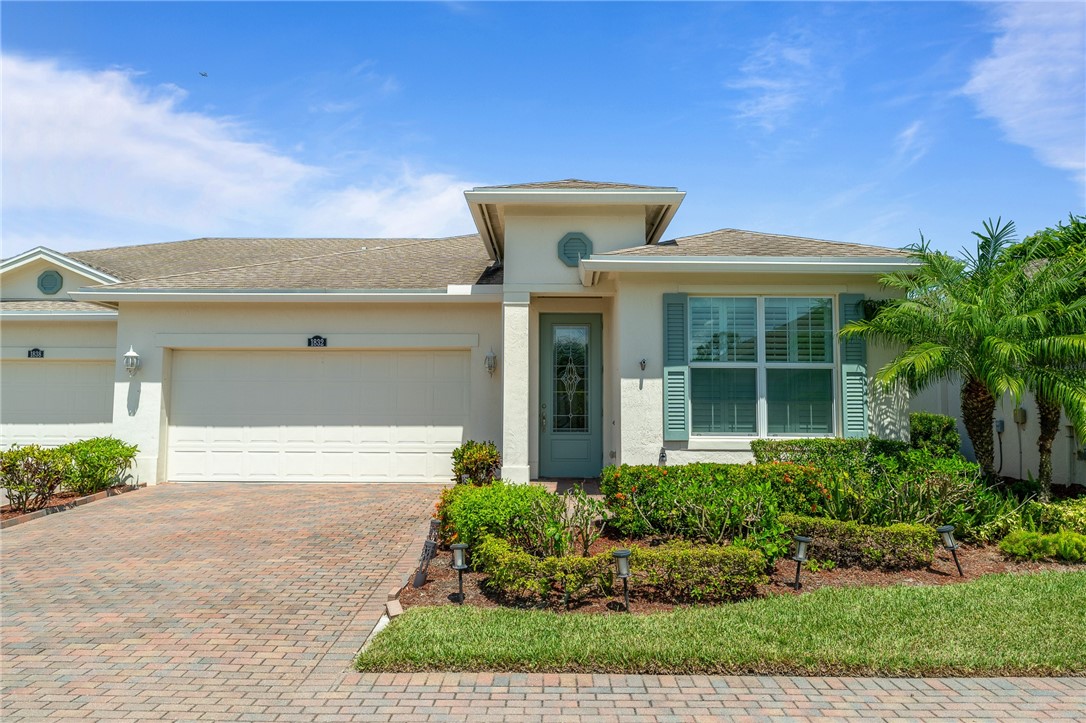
[1036,395,1061,501]
[960,377,997,477]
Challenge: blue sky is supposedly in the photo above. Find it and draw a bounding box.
[2,1,1083,257]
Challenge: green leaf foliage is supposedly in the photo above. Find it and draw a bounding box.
[780,514,937,570]
[0,445,70,512]
[58,437,139,496]
[999,530,1086,563]
[908,413,961,458]
[450,440,502,485]
[438,481,554,548]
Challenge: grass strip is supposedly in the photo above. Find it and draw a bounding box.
[357,571,1086,675]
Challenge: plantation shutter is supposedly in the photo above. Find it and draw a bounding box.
[838,293,868,438]
[662,293,689,441]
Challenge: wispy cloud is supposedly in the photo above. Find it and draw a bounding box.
[1,55,478,255]
[963,2,1085,185]
[729,29,838,132]
[894,119,930,167]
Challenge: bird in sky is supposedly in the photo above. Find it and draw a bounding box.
[198,71,208,77]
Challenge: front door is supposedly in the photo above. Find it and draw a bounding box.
[539,314,603,478]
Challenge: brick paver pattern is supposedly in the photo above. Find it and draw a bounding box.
[3,484,1083,721]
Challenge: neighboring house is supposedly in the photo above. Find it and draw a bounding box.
[2,179,928,485]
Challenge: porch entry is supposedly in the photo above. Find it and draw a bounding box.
[538,313,603,478]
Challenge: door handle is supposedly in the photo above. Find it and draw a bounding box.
[541,404,547,431]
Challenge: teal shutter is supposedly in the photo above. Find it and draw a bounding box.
[663,293,689,441]
[838,293,868,438]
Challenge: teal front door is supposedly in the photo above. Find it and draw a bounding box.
[539,314,603,478]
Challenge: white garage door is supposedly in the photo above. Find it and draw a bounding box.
[0,361,114,447]
[167,350,469,482]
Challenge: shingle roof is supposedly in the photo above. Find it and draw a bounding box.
[1,300,115,312]
[601,228,909,258]
[473,179,678,191]
[85,234,501,290]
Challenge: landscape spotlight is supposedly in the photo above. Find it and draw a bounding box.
[791,535,812,589]
[450,543,469,603]
[613,549,632,612]
[937,524,963,577]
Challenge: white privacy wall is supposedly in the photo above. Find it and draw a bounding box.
[611,272,907,466]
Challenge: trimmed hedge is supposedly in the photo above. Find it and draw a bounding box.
[1000,530,1086,563]
[474,535,766,604]
[780,514,938,570]
[436,481,553,548]
[750,437,909,475]
[909,413,962,458]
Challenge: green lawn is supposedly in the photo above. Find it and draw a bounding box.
[356,571,1086,675]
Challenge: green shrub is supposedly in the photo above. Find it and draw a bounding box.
[908,413,962,458]
[511,488,607,558]
[0,445,70,513]
[780,514,937,570]
[59,437,138,496]
[750,437,908,477]
[474,535,765,605]
[1020,498,1086,535]
[441,481,553,548]
[451,440,502,485]
[999,530,1086,562]
[600,463,810,562]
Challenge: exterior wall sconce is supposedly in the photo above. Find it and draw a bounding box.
[613,549,632,611]
[484,349,497,376]
[937,524,963,576]
[791,535,812,589]
[451,543,469,603]
[639,358,647,371]
[123,346,141,377]
[658,448,667,466]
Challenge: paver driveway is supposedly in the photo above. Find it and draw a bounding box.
[1,483,439,720]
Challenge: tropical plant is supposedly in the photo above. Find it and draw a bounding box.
[840,218,1086,478]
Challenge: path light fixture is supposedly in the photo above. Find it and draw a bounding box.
[484,349,497,376]
[791,535,812,589]
[450,543,469,603]
[937,524,963,577]
[613,549,632,612]
[123,346,141,377]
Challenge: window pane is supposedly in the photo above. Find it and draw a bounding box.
[767,369,833,435]
[764,298,833,363]
[689,298,757,362]
[691,368,757,435]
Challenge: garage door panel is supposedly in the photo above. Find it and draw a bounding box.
[0,361,114,445]
[168,350,469,482]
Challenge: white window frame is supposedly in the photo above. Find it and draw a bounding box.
[688,295,838,439]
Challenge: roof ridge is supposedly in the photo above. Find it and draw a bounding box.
[97,235,476,287]
[666,227,898,251]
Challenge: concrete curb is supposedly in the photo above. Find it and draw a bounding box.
[1,484,142,529]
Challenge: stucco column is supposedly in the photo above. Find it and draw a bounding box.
[500,293,531,482]
[109,340,166,485]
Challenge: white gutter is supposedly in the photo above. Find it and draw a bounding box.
[69,285,505,303]
[578,255,918,284]
[0,311,118,320]
[464,189,686,207]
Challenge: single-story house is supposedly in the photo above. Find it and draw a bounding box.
[1,178,988,485]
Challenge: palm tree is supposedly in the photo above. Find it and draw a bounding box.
[1003,215,1086,497]
[840,219,1086,478]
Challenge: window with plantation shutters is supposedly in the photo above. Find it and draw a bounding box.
[670,295,851,439]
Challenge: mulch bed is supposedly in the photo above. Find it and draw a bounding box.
[400,538,1081,615]
[1,491,85,520]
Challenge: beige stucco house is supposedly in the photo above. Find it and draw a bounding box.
[2,180,930,485]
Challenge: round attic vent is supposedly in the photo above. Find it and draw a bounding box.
[37,270,63,295]
[557,232,593,267]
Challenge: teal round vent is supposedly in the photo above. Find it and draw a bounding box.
[37,270,63,295]
[557,232,593,267]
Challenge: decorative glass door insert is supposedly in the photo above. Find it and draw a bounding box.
[553,325,589,433]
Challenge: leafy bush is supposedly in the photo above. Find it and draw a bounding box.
[600,463,811,562]
[451,440,502,485]
[59,437,138,496]
[0,445,70,513]
[780,514,937,570]
[1020,498,1086,535]
[750,437,908,477]
[512,488,607,558]
[474,535,765,605]
[439,481,553,548]
[999,530,1086,563]
[909,413,962,458]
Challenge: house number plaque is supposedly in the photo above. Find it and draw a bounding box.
[307,335,327,348]
[27,348,45,359]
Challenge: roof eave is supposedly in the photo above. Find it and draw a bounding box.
[0,247,122,284]
[578,256,919,286]
[68,285,505,303]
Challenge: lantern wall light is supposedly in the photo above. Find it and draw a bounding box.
[451,543,469,603]
[791,535,812,589]
[937,524,963,577]
[484,349,497,376]
[123,346,141,377]
[613,549,631,612]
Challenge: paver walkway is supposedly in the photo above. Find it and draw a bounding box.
[3,483,1083,721]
